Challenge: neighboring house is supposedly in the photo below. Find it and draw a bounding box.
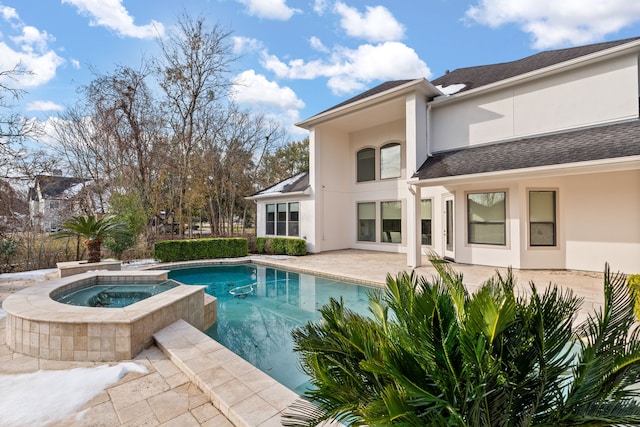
[28,173,92,232]
[249,37,640,273]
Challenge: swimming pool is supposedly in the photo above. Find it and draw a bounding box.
[168,263,380,394]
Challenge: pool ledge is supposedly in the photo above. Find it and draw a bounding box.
[154,319,343,427]
[2,270,216,361]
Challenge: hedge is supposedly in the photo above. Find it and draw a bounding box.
[154,238,248,262]
[255,237,307,256]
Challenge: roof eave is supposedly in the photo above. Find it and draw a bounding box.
[296,78,442,130]
[411,155,640,186]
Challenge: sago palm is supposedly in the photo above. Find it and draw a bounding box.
[54,214,130,263]
[284,258,640,426]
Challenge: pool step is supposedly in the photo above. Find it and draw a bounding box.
[154,319,299,426]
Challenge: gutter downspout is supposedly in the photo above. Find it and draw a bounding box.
[426,103,432,157]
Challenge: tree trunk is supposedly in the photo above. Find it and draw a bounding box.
[85,239,102,263]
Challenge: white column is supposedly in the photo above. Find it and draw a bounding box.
[407,184,422,268]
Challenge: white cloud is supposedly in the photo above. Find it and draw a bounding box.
[0,5,19,21]
[0,8,64,88]
[466,0,640,49]
[334,2,405,42]
[232,36,264,54]
[313,0,330,15]
[231,69,304,109]
[61,0,165,39]
[10,25,54,53]
[71,59,81,69]
[230,70,305,135]
[236,0,300,21]
[26,100,65,112]
[261,41,431,95]
[309,36,329,52]
[0,43,64,88]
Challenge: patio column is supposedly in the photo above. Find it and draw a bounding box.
[407,183,421,268]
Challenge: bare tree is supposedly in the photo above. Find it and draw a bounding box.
[154,12,235,236]
[0,65,43,175]
[200,105,280,235]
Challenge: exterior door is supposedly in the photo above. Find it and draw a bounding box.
[444,195,455,260]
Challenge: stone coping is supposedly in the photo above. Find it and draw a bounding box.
[149,255,386,288]
[3,270,190,322]
[155,320,343,427]
[56,259,122,278]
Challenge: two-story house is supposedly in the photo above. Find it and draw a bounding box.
[249,37,640,274]
[28,173,92,232]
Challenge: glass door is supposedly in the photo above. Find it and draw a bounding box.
[444,196,454,260]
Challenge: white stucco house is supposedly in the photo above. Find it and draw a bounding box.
[249,37,640,274]
[28,174,93,232]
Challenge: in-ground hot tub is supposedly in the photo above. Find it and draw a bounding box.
[53,280,179,308]
[2,270,217,361]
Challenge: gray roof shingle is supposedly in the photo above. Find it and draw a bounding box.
[431,37,640,94]
[315,80,415,116]
[414,120,640,180]
[251,171,309,197]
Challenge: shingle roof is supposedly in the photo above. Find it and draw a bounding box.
[316,80,415,116]
[30,176,89,200]
[251,171,309,197]
[413,119,640,180]
[431,37,640,94]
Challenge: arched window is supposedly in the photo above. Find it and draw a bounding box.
[380,143,401,179]
[356,148,375,182]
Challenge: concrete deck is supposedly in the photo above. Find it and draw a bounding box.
[0,250,613,425]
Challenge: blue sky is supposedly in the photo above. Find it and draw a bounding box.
[2,0,640,139]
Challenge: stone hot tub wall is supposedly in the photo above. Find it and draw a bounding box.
[2,270,217,361]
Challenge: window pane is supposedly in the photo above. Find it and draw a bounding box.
[357,202,375,242]
[380,143,401,179]
[381,201,401,243]
[468,192,506,245]
[469,223,505,245]
[530,223,555,246]
[288,202,299,236]
[529,191,556,246]
[421,199,432,245]
[277,203,287,236]
[357,148,375,182]
[266,204,275,235]
[530,191,555,222]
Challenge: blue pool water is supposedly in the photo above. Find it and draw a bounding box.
[168,263,379,394]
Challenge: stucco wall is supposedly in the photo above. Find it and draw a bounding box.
[430,52,639,152]
[348,120,409,252]
[561,169,640,273]
[312,126,351,252]
[434,169,640,273]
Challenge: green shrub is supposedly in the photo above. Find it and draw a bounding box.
[154,238,248,262]
[254,237,307,256]
[286,261,640,426]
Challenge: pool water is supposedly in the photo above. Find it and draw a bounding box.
[168,263,380,394]
[53,280,179,308]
